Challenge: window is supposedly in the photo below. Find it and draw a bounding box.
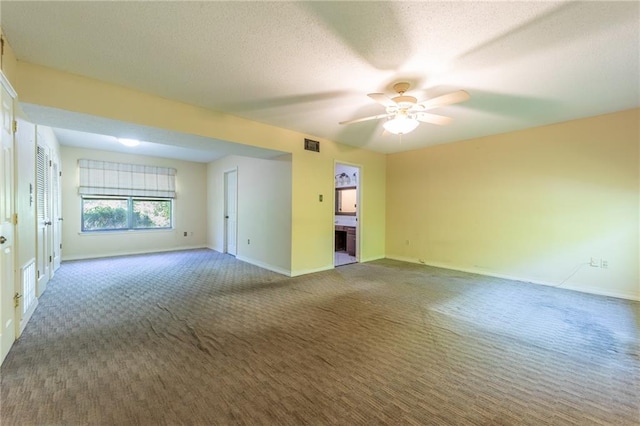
[82,197,172,232]
[78,159,177,232]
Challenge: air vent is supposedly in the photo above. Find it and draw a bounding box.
[304,138,320,152]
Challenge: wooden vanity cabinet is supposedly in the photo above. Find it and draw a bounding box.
[335,226,346,251]
[335,225,356,256]
[346,227,356,256]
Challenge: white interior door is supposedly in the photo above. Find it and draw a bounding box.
[224,169,237,256]
[36,144,51,296]
[0,73,16,364]
[14,114,37,336]
[51,158,61,271]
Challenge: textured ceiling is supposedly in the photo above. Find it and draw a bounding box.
[2,1,639,158]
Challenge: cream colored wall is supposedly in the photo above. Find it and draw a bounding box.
[60,146,207,260]
[387,109,640,300]
[207,155,292,274]
[16,62,387,275]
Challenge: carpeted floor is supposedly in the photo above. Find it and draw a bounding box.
[1,249,638,425]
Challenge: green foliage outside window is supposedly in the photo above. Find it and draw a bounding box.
[82,198,172,231]
[133,200,171,228]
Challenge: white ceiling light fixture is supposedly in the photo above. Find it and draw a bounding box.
[118,138,140,147]
[382,112,419,135]
[340,82,470,136]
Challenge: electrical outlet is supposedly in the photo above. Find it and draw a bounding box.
[247,239,250,245]
[183,231,187,237]
[601,259,608,269]
[319,194,323,202]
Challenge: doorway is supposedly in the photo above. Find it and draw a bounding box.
[334,163,360,267]
[224,169,238,256]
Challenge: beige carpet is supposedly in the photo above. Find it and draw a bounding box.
[1,249,638,425]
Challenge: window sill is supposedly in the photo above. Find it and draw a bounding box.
[78,229,175,236]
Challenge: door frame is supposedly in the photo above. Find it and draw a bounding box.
[333,161,362,266]
[51,155,62,272]
[14,112,38,337]
[35,142,51,296]
[223,168,238,256]
[0,70,17,365]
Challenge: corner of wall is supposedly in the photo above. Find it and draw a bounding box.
[0,29,19,86]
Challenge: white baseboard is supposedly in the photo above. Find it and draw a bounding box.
[290,264,334,277]
[62,245,208,261]
[235,255,291,276]
[237,255,385,278]
[18,298,38,336]
[385,255,639,301]
[359,255,385,263]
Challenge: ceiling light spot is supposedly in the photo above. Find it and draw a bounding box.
[118,138,140,147]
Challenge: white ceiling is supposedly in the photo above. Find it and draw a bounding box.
[2,1,639,159]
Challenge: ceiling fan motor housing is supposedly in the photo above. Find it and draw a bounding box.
[391,95,418,109]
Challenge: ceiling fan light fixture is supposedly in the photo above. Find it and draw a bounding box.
[383,115,419,135]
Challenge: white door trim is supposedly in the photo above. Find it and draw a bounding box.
[224,168,238,256]
[334,161,362,266]
[0,71,16,365]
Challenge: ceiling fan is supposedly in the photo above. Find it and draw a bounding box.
[339,83,470,135]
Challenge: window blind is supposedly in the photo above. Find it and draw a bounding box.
[78,159,177,198]
[37,146,48,220]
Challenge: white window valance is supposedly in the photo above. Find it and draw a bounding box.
[78,159,176,198]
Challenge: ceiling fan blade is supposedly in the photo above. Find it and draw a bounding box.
[415,113,453,126]
[417,90,470,110]
[339,113,390,125]
[367,93,397,108]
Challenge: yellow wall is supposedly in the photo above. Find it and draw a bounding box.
[0,29,18,85]
[15,62,386,273]
[387,109,640,300]
[60,146,208,260]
